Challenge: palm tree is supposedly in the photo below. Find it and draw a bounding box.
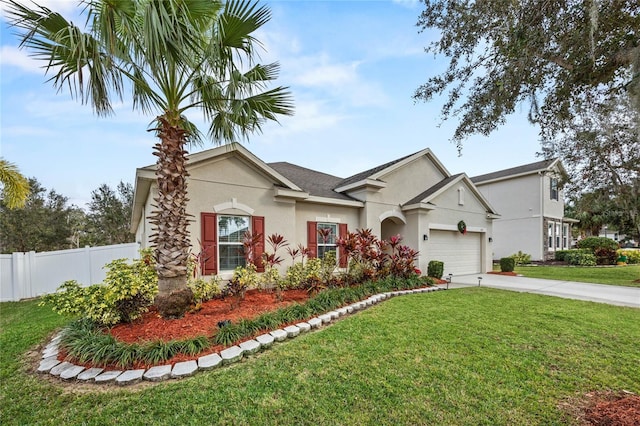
[0,158,30,209]
[5,0,293,318]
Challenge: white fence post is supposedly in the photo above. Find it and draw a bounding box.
[84,246,92,285]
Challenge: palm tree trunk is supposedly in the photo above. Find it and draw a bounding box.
[150,117,194,318]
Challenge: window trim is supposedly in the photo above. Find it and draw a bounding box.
[550,177,559,201]
[316,222,338,259]
[217,214,250,272]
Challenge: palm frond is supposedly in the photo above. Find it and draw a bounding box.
[5,0,123,116]
[219,0,271,53]
[0,159,30,209]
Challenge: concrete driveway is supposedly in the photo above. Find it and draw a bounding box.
[448,273,640,308]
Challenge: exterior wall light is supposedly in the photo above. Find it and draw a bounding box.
[488,237,493,243]
[423,234,428,241]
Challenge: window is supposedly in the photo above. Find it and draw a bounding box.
[307,221,348,268]
[218,215,249,270]
[548,222,554,250]
[555,223,561,249]
[201,213,264,275]
[550,178,559,201]
[562,224,569,249]
[316,223,337,259]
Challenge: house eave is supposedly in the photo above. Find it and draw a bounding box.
[302,195,364,208]
[402,202,436,212]
[273,187,310,200]
[334,178,387,193]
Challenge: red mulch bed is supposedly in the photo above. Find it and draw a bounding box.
[59,288,311,369]
[110,288,310,343]
[561,391,640,426]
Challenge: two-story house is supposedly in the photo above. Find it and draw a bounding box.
[472,159,579,261]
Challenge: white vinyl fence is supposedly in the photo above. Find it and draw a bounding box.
[1,243,140,302]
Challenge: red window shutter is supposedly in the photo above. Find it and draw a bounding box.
[201,213,217,275]
[338,223,348,268]
[307,221,318,258]
[252,216,265,272]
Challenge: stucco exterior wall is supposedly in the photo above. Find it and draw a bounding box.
[423,183,493,273]
[490,216,542,260]
[136,183,157,249]
[476,174,544,261]
[542,174,565,219]
[476,174,541,218]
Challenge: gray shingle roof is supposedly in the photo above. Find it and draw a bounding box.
[268,162,354,201]
[404,174,464,205]
[471,158,557,184]
[336,151,419,188]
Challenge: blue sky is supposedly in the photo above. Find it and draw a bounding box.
[1,0,542,207]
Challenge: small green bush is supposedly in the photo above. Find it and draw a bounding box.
[555,249,590,262]
[40,250,158,326]
[565,251,597,266]
[188,276,222,303]
[427,260,444,279]
[500,257,515,272]
[509,251,531,265]
[618,249,640,264]
[577,236,619,252]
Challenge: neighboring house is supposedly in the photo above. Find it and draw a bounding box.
[132,144,498,278]
[471,159,579,261]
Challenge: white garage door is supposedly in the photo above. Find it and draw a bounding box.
[427,230,482,276]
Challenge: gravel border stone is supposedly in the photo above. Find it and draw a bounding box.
[172,361,198,378]
[116,369,145,385]
[144,365,172,381]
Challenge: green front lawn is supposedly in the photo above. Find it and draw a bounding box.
[2,289,639,425]
[515,264,640,287]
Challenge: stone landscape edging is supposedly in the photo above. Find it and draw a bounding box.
[37,286,446,386]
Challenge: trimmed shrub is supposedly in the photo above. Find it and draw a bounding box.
[500,257,515,272]
[594,247,617,265]
[555,250,572,261]
[565,251,597,266]
[427,260,444,279]
[555,249,591,262]
[618,249,640,264]
[577,236,619,252]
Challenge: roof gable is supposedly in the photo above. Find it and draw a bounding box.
[334,148,451,193]
[404,173,498,214]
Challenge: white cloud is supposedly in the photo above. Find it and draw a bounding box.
[0,46,42,73]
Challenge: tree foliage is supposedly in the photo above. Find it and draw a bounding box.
[414,0,640,147]
[0,178,84,253]
[542,93,639,243]
[0,179,136,253]
[84,182,134,246]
